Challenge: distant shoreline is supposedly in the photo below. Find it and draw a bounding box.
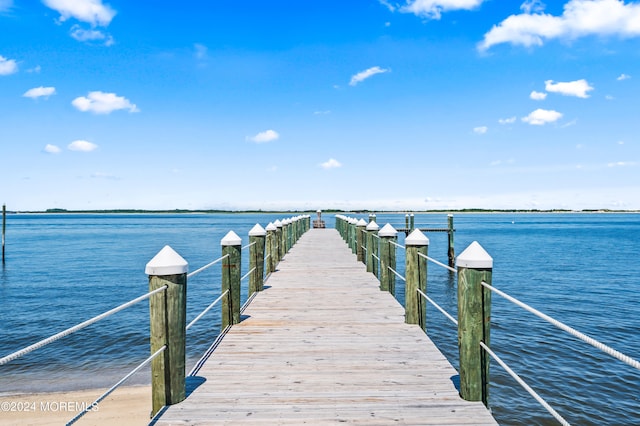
[4,208,639,215]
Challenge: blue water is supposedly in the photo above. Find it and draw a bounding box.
[1,213,639,425]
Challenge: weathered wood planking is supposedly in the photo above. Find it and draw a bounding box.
[152,229,497,425]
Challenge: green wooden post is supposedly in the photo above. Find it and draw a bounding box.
[2,204,5,264]
[281,219,289,256]
[348,219,356,253]
[356,219,367,263]
[274,220,283,263]
[146,245,188,417]
[222,231,242,327]
[405,214,409,232]
[379,224,397,293]
[410,213,415,231]
[457,241,493,407]
[365,221,379,276]
[249,224,266,294]
[265,222,277,274]
[448,214,455,268]
[405,229,428,332]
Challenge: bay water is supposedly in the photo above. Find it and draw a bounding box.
[0,212,638,425]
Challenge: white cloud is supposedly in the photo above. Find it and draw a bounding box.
[617,73,631,80]
[43,0,116,26]
[44,144,61,154]
[522,108,563,125]
[498,116,517,124]
[70,25,114,45]
[0,55,18,75]
[68,140,98,152]
[473,126,488,134]
[320,158,342,169]
[530,90,547,100]
[314,110,331,115]
[545,79,593,98]
[26,65,41,73]
[72,91,139,114]
[248,129,279,143]
[23,86,56,99]
[194,43,208,60]
[349,66,390,86]
[0,0,13,12]
[479,0,640,51]
[399,0,485,20]
[378,0,396,12]
[607,161,636,167]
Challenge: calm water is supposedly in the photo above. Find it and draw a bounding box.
[1,212,638,425]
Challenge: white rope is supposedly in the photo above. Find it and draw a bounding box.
[388,266,406,282]
[242,241,256,250]
[187,254,228,278]
[416,288,458,326]
[241,267,256,282]
[186,290,229,331]
[389,240,405,250]
[372,253,380,261]
[479,342,570,426]
[417,252,457,273]
[0,286,167,366]
[66,345,167,425]
[482,281,640,371]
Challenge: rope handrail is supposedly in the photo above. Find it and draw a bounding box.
[66,345,167,425]
[372,253,380,262]
[416,288,458,326]
[479,342,570,426]
[389,240,405,250]
[481,281,640,371]
[242,241,256,250]
[0,286,168,366]
[186,290,230,331]
[241,266,256,282]
[388,266,406,282]
[187,254,229,279]
[417,252,457,273]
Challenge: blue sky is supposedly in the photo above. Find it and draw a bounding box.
[1,0,639,211]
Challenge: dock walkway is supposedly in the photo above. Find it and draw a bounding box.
[152,228,497,425]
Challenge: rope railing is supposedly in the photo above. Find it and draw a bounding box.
[187,254,229,279]
[66,345,167,426]
[389,240,405,250]
[388,266,406,282]
[241,266,256,282]
[186,289,230,331]
[242,241,256,250]
[479,342,570,426]
[0,285,168,366]
[417,251,457,274]
[481,281,640,371]
[416,288,458,326]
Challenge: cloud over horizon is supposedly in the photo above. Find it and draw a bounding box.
[0,55,18,75]
[23,86,56,99]
[247,129,279,143]
[68,140,98,152]
[72,91,139,114]
[545,79,593,98]
[349,66,390,86]
[320,158,342,169]
[522,108,563,125]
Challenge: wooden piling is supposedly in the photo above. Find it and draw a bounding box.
[265,222,277,274]
[405,229,428,332]
[2,204,5,264]
[356,219,367,263]
[274,220,283,263]
[457,241,493,407]
[249,224,266,295]
[379,224,397,294]
[222,231,242,327]
[448,214,455,267]
[146,246,188,417]
[366,221,379,277]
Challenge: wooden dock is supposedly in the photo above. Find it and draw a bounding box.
[152,228,497,425]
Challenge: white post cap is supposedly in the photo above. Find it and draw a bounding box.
[274,220,283,227]
[405,229,429,246]
[366,221,379,231]
[266,222,277,232]
[356,218,367,227]
[457,241,493,269]
[378,223,397,237]
[145,245,188,275]
[221,230,242,246]
[249,223,266,237]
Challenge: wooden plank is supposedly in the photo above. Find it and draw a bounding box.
[153,229,497,425]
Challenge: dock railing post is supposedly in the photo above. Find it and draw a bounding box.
[146,246,188,417]
[265,222,277,274]
[274,220,283,263]
[405,229,428,332]
[448,214,455,268]
[249,224,266,294]
[379,224,397,294]
[349,218,357,254]
[365,221,379,277]
[222,231,242,327]
[2,203,5,264]
[456,241,492,407]
[356,219,367,263]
